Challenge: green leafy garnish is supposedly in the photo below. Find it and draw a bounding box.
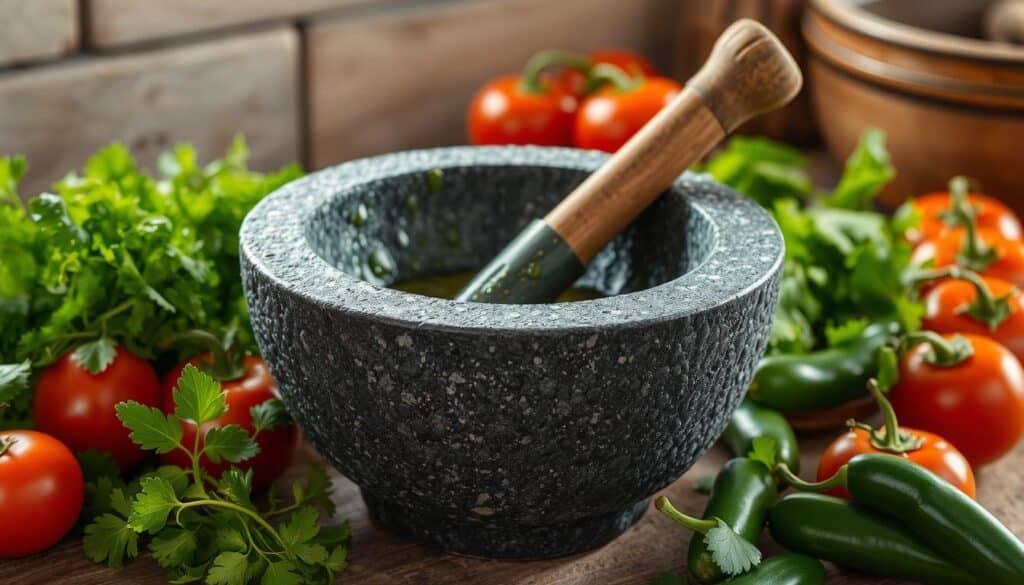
[71,337,118,375]
[0,360,31,406]
[876,345,900,392]
[703,519,763,576]
[86,367,348,584]
[747,437,778,469]
[826,128,895,210]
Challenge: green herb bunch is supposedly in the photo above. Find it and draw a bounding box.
[0,139,302,426]
[84,365,348,584]
[703,129,922,354]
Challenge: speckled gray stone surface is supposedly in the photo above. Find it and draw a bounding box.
[240,146,783,558]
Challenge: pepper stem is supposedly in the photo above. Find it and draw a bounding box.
[776,462,849,493]
[654,496,718,534]
[519,50,592,95]
[853,379,923,453]
[161,329,245,382]
[904,330,973,367]
[0,436,15,457]
[586,63,643,93]
[910,266,1013,330]
[938,176,997,272]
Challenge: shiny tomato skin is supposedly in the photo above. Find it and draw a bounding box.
[817,427,976,500]
[33,346,161,470]
[160,356,298,489]
[0,430,84,558]
[889,333,1024,466]
[573,77,682,152]
[912,227,1024,288]
[906,192,1022,245]
[923,276,1024,362]
[467,75,578,146]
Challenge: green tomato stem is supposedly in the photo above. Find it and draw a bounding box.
[856,379,923,454]
[904,330,973,367]
[654,496,717,534]
[775,462,848,493]
[0,436,15,457]
[587,63,642,93]
[519,50,592,95]
[911,266,1013,330]
[940,176,997,272]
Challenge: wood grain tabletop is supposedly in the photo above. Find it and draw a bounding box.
[2,429,1021,584]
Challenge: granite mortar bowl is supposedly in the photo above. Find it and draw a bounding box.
[240,147,783,558]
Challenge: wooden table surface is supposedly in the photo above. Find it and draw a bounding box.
[3,429,1022,585]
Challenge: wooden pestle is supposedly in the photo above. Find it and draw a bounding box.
[455,19,802,303]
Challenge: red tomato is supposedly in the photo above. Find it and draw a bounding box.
[889,333,1024,466]
[904,192,1022,245]
[160,355,298,489]
[817,427,976,500]
[552,50,658,96]
[0,430,84,558]
[922,275,1024,362]
[33,346,161,470]
[467,75,578,146]
[912,227,1024,288]
[573,77,682,152]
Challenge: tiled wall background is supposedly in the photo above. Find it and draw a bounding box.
[0,0,683,195]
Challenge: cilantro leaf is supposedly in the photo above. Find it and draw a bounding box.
[203,424,259,463]
[128,476,180,534]
[217,468,254,508]
[71,337,118,375]
[279,508,319,548]
[251,398,293,432]
[0,155,26,206]
[153,465,190,497]
[84,513,140,568]
[827,128,895,210]
[704,518,762,575]
[173,364,227,425]
[748,437,778,469]
[116,401,183,454]
[324,546,348,574]
[207,551,250,585]
[149,527,198,568]
[262,561,303,585]
[0,360,31,405]
[824,318,869,347]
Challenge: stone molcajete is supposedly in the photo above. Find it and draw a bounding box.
[240,146,783,558]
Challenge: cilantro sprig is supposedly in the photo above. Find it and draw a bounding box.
[84,366,348,584]
[655,496,762,576]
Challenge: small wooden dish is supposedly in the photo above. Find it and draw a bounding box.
[804,0,1024,211]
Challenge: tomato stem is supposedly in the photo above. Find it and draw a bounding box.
[939,176,997,272]
[854,379,923,454]
[587,63,643,94]
[904,330,974,367]
[654,496,717,534]
[775,462,848,492]
[162,329,245,382]
[912,266,1013,330]
[0,436,15,457]
[519,50,592,95]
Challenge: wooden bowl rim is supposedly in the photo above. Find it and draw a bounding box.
[810,0,1024,64]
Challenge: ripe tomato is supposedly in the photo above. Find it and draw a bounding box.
[0,430,84,558]
[467,75,578,146]
[818,427,975,500]
[912,227,1024,288]
[903,192,1022,245]
[574,76,682,152]
[160,355,298,489]
[889,333,1024,466]
[922,275,1024,362]
[33,346,161,470]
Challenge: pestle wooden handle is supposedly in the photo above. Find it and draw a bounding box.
[545,19,802,263]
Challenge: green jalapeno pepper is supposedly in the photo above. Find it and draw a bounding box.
[722,398,800,473]
[720,554,824,585]
[770,493,979,585]
[748,322,897,412]
[686,458,777,583]
[779,454,1024,585]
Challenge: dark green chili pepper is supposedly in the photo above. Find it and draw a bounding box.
[770,493,979,585]
[720,554,824,585]
[748,322,897,412]
[688,458,777,583]
[779,454,1024,585]
[722,398,800,473]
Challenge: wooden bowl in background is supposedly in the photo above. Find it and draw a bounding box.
[804,0,1024,211]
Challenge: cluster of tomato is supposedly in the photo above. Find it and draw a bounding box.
[1,344,297,558]
[467,49,681,152]
[818,178,1024,500]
